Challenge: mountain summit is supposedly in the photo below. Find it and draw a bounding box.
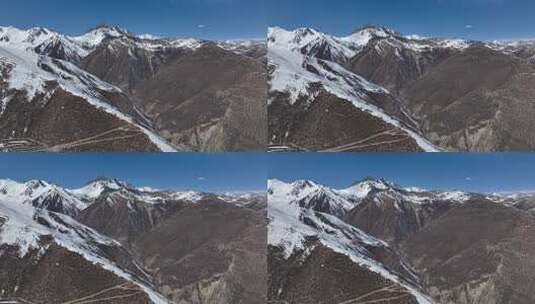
[0,177,267,304]
[0,24,267,152]
[268,178,535,303]
[268,24,535,151]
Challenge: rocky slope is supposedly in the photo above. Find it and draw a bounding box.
[268,178,535,304]
[268,24,535,151]
[0,177,266,303]
[0,25,266,151]
[133,197,267,304]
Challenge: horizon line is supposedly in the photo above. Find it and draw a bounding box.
[0,177,265,193]
[268,177,534,194]
[0,23,265,42]
[268,24,535,42]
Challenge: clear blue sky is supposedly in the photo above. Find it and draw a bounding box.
[269,153,535,193]
[269,0,535,40]
[0,0,266,40]
[0,153,266,192]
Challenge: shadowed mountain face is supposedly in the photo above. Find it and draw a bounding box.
[401,199,535,304]
[0,177,267,304]
[269,90,422,151]
[269,243,419,304]
[0,243,153,304]
[268,25,535,151]
[399,46,535,151]
[268,178,535,304]
[0,25,266,152]
[0,87,160,151]
[133,44,267,151]
[133,198,267,304]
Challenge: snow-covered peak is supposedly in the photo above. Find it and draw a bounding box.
[218,190,266,204]
[71,25,128,49]
[269,24,469,66]
[0,190,168,303]
[0,34,177,150]
[168,37,203,49]
[0,178,86,216]
[268,27,322,46]
[267,26,440,152]
[0,178,49,198]
[435,190,471,202]
[71,178,206,206]
[336,177,391,200]
[0,26,58,47]
[167,190,204,202]
[0,26,91,61]
[353,176,397,189]
[0,24,205,64]
[337,25,394,50]
[268,179,387,257]
[268,179,320,198]
[268,26,356,63]
[216,39,266,55]
[269,178,479,216]
[268,177,433,304]
[219,39,265,48]
[269,177,395,206]
[69,177,130,202]
[268,179,358,217]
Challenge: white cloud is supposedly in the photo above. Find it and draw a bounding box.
[465,177,472,181]
[197,177,206,181]
[197,24,206,29]
[465,24,474,29]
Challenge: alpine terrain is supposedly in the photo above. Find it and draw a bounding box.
[268,25,535,151]
[0,25,266,152]
[268,178,535,304]
[0,177,267,303]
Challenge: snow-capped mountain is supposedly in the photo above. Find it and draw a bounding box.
[0,179,171,303]
[69,177,132,201]
[268,24,535,152]
[268,177,473,218]
[268,179,360,217]
[0,179,86,216]
[268,178,434,303]
[0,25,204,62]
[268,177,535,304]
[69,176,205,205]
[0,176,266,303]
[268,25,468,67]
[268,25,440,152]
[0,177,208,216]
[0,30,176,151]
[0,24,266,152]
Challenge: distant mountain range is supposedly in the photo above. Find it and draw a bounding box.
[268,25,535,151]
[0,177,267,303]
[268,178,535,303]
[0,25,267,152]
[4,23,535,152]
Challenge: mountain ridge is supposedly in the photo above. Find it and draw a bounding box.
[268,177,535,303]
[0,176,267,303]
[268,24,535,151]
[0,24,267,152]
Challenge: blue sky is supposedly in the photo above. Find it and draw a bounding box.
[2,153,534,193]
[269,0,535,40]
[0,153,266,192]
[269,153,535,193]
[0,0,266,40]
